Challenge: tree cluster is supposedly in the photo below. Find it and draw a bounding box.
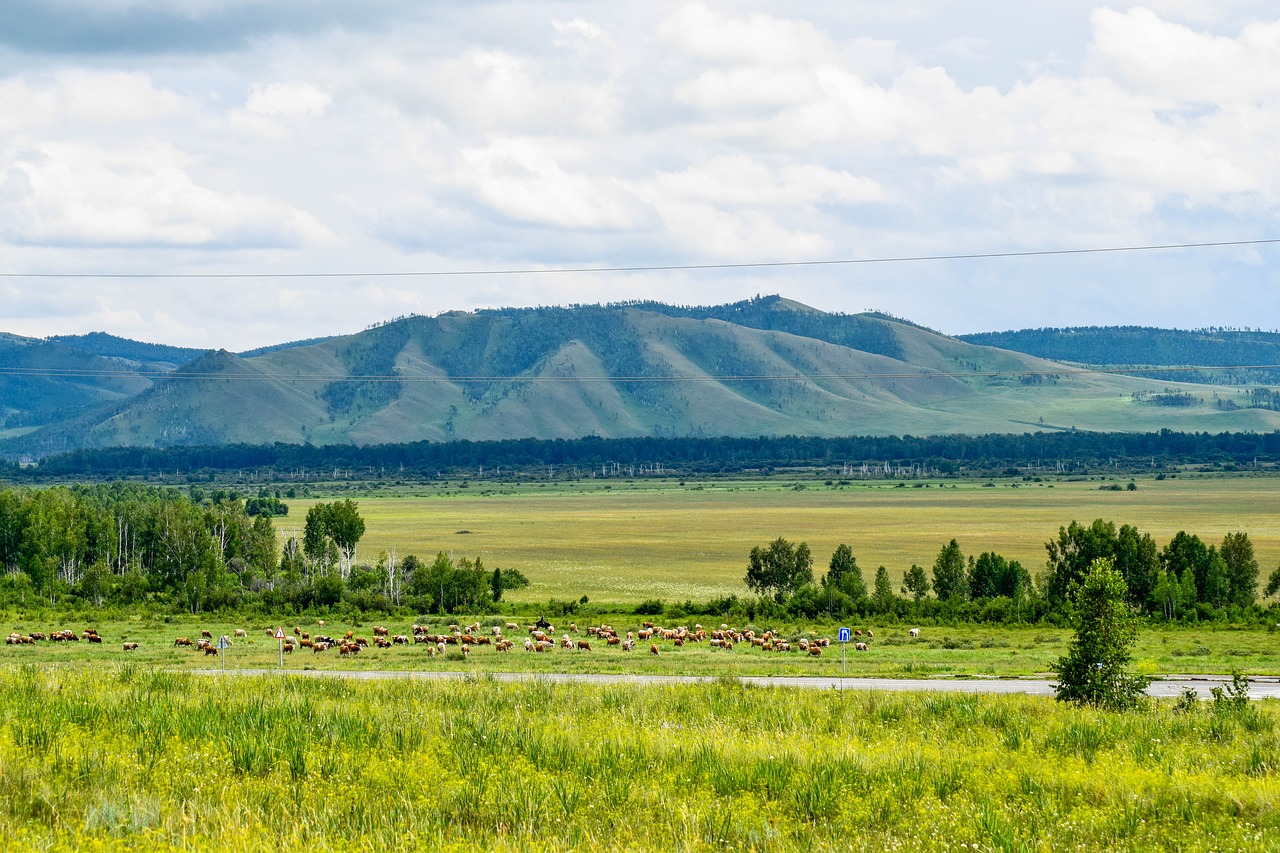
[744,518,1267,624]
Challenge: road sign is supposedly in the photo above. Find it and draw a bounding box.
[274,627,285,639]
[838,627,851,643]
[216,635,231,650]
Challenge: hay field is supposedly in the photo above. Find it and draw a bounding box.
[288,474,1280,604]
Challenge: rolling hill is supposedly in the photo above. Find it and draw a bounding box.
[4,297,1280,458]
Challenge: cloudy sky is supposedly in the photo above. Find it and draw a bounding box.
[1,1,1278,350]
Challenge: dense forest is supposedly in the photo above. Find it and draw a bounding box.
[8,430,1280,483]
[961,326,1280,384]
[0,484,523,617]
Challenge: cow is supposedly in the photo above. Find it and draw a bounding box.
[909,628,920,638]
[200,630,212,639]
[855,642,868,652]
[234,629,247,638]
[650,644,660,656]
[174,637,193,647]
[122,642,139,651]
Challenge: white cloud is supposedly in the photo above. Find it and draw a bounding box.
[0,70,186,133]
[461,138,649,230]
[1090,7,1280,103]
[1,1,1280,348]
[0,140,331,247]
[244,81,331,117]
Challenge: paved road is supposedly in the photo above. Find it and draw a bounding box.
[197,669,1280,699]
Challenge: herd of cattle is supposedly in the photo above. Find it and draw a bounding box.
[5,621,924,657]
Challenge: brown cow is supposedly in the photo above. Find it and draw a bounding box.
[174,637,193,646]
[123,642,139,651]
[650,644,660,656]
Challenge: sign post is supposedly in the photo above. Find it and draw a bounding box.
[838,627,851,685]
[275,626,286,668]
[217,634,230,671]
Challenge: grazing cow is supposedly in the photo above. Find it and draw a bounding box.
[855,642,868,652]
[373,626,389,636]
[174,637,193,647]
[506,622,520,631]
[87,634,103,644]
[204,645,220,656]
[865,630,873,639]
[808,646,821,657]
[200,630,212,639]
[234,629,247,638]
[524,637,534,652]
[909,628,920,638]
[318,620,325,628]
[393,635,409,645]
[294,626,302,635]
[123,642,139,651]
[577,640,591,651]
[650,644,660,656]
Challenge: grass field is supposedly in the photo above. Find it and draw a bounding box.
[284,473,1280,603]
[1,665,1276,851]
[5,615,1280,678]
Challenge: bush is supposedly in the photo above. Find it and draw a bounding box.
[634,599,665,616]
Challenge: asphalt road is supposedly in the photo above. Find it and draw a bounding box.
[199,669,1280,699]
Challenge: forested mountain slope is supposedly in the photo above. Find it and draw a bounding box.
[5,298,1280,457]
[0,334,159,436]
[960,326,1280,385]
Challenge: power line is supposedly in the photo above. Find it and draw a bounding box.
[1,238,1276,279]
[2,363,1277,384]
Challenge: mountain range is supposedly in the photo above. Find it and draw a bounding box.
[3,296,1279,458]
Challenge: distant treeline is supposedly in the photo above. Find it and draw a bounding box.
[7,430,1280,482]
[960,326,1280,385]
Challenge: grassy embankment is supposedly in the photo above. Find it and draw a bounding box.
[0,665,1276,851]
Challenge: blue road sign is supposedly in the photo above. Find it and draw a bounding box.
[838,627,851,643]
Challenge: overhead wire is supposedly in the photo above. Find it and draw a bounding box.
[0,237,1276,279]
[1,363,1277,384]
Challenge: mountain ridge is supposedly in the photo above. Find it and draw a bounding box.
[5,297,1280,457]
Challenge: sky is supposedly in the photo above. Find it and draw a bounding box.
[0,1,1278,351]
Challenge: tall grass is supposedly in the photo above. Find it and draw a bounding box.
[0,666,1276,850]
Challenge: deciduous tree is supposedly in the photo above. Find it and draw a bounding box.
[1053,557,1149,710]
[745,538,813,603]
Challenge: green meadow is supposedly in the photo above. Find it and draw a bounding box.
[291,473,1280,604]
[5,617,1280,679]
[0,666,1276,851]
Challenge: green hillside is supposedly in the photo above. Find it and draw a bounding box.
[5,299,1280,456]
[48,332,206,369]
[0,334,157,437]
[960,326,1280,385]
